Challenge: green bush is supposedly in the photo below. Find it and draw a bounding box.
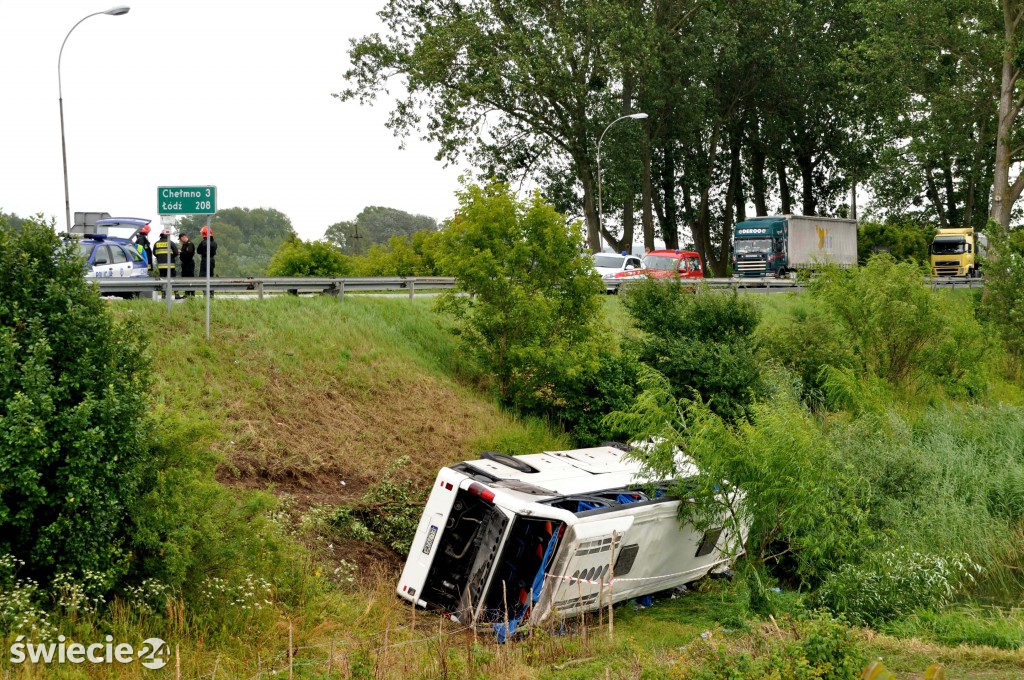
[0,219,155,591]
[814,548,981,626]
[322,456,425,555]
[810,254,988,396]
[979,222,1024,360]
[435,182,604,407]
[350,230,446,276]
[755,297,858,401]
[266,236,353,276]
[857,219,935,266]
[688,612,867,680]
[622,281,763,422]
[540,348,641,447]
[605,368,874,588]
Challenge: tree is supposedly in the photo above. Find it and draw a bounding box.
[341,0,642,253]
[177,207,296,276]
[266,236,353,277]
[0,217,155,589]
[991,0,1024,226]
[324,207,438,256]
[856,0,1000,229]
[435,182,604,404]
[352,231,446,277]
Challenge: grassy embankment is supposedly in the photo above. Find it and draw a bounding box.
[8,293,1022,679]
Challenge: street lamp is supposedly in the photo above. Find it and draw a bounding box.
[58,6,130,233]
[596,112,648,250]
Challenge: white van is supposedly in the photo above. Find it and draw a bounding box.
[397,445,745,634]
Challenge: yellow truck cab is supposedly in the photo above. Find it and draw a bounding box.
[930,228,985,277]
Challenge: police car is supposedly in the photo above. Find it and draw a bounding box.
[71,234,149,279]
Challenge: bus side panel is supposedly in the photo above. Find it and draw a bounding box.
[535,500,741,621]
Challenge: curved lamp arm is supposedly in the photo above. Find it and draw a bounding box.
[596,112,648,248]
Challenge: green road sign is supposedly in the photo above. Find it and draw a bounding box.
[158,186,217,215]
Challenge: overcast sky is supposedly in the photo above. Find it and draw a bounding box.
[0,0,464,240]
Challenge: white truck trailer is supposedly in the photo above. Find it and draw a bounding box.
[733,215,858,277]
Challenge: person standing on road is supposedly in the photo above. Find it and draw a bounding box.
[135,224,154,274]
[197,225,218,297]
[153,229,179,278]
[178,232,196,297]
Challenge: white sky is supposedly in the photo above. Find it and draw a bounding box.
[0,0,464,240]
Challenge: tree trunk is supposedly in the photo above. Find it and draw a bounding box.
[661,144,680,250]
[777,159,793,214]
[618,77,636,252]
[942,162,959,227]
[641,136,655,252]
[797,152,816,216]
[925,168,950,229]
[695,118,724,272]
[991,0,1024,227]
[711,133,742,276]
[964,125,986,229]
[750,119,769,216]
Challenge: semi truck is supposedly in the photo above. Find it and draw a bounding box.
[929,228,986,277]
[732,215,858,278]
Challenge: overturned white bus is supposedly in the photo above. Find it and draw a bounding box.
[396,445,745,636]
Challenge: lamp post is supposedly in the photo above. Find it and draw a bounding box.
[596,112,648,250]
[58,6,130,233]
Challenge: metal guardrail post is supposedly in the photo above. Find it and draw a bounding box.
[338,280,345,301]
[257,280,264,300]
[164,280,172,314]
[409,279,415,301]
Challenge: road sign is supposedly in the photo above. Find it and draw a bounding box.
[158,186,216,215]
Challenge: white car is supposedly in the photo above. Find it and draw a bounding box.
[592,253,643,292]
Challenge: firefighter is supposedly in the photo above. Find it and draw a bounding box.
[135,224,154,273]
[153,228,179,278]
[197,225,217,278]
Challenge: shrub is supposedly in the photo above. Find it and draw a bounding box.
[540,348,641,447]
[622,281,763,422]
[266,236,353,276]
[435,182,604,406]
[0,219,155,592]
[755,298,858,402]
[857,219,935,266]
[810,254,988,396]
[605,367,874,588]
[686,612,867,680]
[350,230,446,276]
[814,549,982,626]
[322,456,425,554]
[979,222,1024,360]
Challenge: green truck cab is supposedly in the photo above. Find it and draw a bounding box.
[929,228,985,278]
[732,215,857,278]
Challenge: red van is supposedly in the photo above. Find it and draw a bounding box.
[615,249,704,282]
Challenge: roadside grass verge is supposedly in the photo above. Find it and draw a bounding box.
[4,293,1022,678]
[117,296,567,500]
